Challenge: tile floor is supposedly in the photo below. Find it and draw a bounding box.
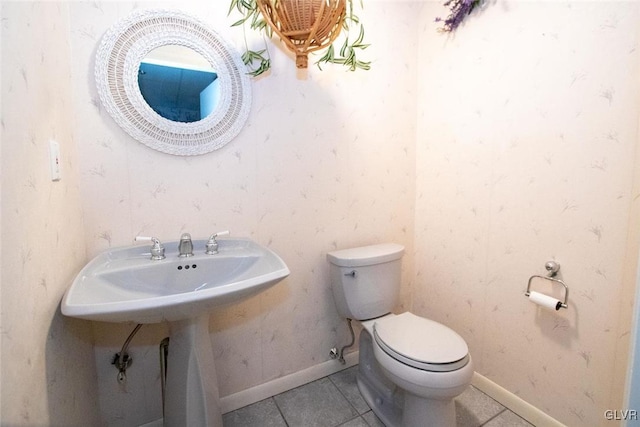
[222,366,534,427]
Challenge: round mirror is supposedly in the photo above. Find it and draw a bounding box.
[95,9,252,156]
[138,45,219,123]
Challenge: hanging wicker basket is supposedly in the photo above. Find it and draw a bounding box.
[256,0,347,69]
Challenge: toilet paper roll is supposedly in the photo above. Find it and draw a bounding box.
[528,291,562,311]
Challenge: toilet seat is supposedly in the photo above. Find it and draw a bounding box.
[373,312,469,372]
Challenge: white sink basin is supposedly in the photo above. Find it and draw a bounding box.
[62,238,290,323]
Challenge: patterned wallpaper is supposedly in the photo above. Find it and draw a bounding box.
[415,2,640,426]
[0,2,101,425]
[2,1,639,426]
[68,1,416,425]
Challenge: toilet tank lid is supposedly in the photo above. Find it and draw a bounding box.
[327,243,404,267]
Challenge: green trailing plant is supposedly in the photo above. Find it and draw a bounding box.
[228,0,272,77]
[228,0,370,76]
[316,0,370,71]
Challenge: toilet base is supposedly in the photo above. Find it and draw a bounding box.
[357,328,402,426]
[357,369,402,427]
[357,368,456,427]
[356,328,460,427]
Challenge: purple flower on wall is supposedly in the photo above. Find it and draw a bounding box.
[435,0,484,32]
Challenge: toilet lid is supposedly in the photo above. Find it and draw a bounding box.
[373,312,469,372]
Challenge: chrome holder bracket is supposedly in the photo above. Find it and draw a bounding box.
[525,261,569,310]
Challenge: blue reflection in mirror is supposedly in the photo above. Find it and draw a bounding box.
[138,62,218,123]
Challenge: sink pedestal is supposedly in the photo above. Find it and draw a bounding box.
[164,316,222,427]
[61,237,290,424]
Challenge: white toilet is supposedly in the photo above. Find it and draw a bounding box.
[327,243,473,427]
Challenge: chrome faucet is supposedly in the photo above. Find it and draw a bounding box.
[134,236,165,260]
[178,233,193,257]
[205,230,230,255]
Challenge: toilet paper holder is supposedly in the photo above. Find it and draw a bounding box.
[525,261,569,310]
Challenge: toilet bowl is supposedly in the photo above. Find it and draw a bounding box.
[327,243,473,426]
[356,313,473,426]
[368,312,473,396]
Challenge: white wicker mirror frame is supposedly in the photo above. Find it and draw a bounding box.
[95,9,252,156]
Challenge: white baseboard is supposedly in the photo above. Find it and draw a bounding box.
[219,351,360,414]
[143,358,564,427]
[472,372,566,427]
[219,358,565,426]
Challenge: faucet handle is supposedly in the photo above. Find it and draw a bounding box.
[211,230,230,238]
[205,230,230,255]
[134,236,165,260]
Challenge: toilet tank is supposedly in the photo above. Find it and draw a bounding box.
[327,243,404,320]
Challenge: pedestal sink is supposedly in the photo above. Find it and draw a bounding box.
[61,237,289,426]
